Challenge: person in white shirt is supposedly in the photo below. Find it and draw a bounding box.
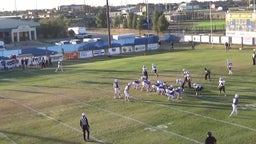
[229,94,239,117]
[55,59,63,72]
[113,79,121,99]
[124,82,131,102]
[218,77,226,96]
[151,63,158,77]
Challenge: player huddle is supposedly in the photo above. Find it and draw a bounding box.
[113,64,215,103]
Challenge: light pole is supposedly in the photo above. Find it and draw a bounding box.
[210,1,213,48]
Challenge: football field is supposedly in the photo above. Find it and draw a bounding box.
[0,43,256,144]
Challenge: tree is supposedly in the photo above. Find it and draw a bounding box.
[122,18,128,28]
[38,17,70,39]
[136,16,144,36]
[96,8,107,28]
[128,12,134,29]
[112,16,121,28]
[152,11,162,32]
[157,14,169,34]
[132,14,138,29]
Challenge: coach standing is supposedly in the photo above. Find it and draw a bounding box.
[80,113,90,141]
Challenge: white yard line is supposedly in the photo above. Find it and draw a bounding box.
[67,96,203,144]
[97,87,256,133]
[0,95,106,144]
[139,99,256,132]
[0,132,17,144]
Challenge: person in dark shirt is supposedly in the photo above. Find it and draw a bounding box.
[205,131,217,144]
[204,67,211,81]
[80,113,90,141]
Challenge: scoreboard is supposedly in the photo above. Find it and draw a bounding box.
[226,12,256,37]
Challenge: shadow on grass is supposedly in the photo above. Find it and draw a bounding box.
[0,130,110,144]
[0,130,79,144]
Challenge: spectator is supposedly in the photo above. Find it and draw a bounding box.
[205,131,217,144]
[191,41,195,49]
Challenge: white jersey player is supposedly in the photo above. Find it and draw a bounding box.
[124,82,131,102]
[55,59,63,72]
[230,94,239,117]
[113,79,121,99]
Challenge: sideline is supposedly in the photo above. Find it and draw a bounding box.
[0,95,107,144]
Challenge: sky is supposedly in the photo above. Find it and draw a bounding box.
[0,0,211,11]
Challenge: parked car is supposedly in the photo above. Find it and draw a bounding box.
[70,39,82,44]
[55,40,70,46]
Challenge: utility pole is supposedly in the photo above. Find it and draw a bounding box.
[210,1,213,48]
[106,0,112,56]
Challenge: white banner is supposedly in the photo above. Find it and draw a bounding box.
[221,36,229,44]
[121,46,133,53]
[231,37,242,44]
[134,45,146,52]
[93,49,105,56]
[192,35,201,42]
[108,47,120,55]
[201,35,210,43]
[184,35,192,42]
[147,43,158,50]
[243,37,253,45]
[79,51,93,58]
[211,36,220,44]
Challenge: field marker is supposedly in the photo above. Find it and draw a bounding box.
[0,95,107,144]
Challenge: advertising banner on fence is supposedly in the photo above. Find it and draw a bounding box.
[211,36,220,44]
[65,52,79,60]
[80,50,93,58]
[50,53,64,62]
[134,45,146,52]
[231,37,242,44]
[184,35,192,42]
[243,37,253,45]
[121,46,133,53]
[108,47,121,55]
[93,49,105,56]
[147,43,158,50]
[192,35,201,42]
[201,35,210,43]
[221,36,229,44]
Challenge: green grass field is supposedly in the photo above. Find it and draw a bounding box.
[0,43,256,144]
